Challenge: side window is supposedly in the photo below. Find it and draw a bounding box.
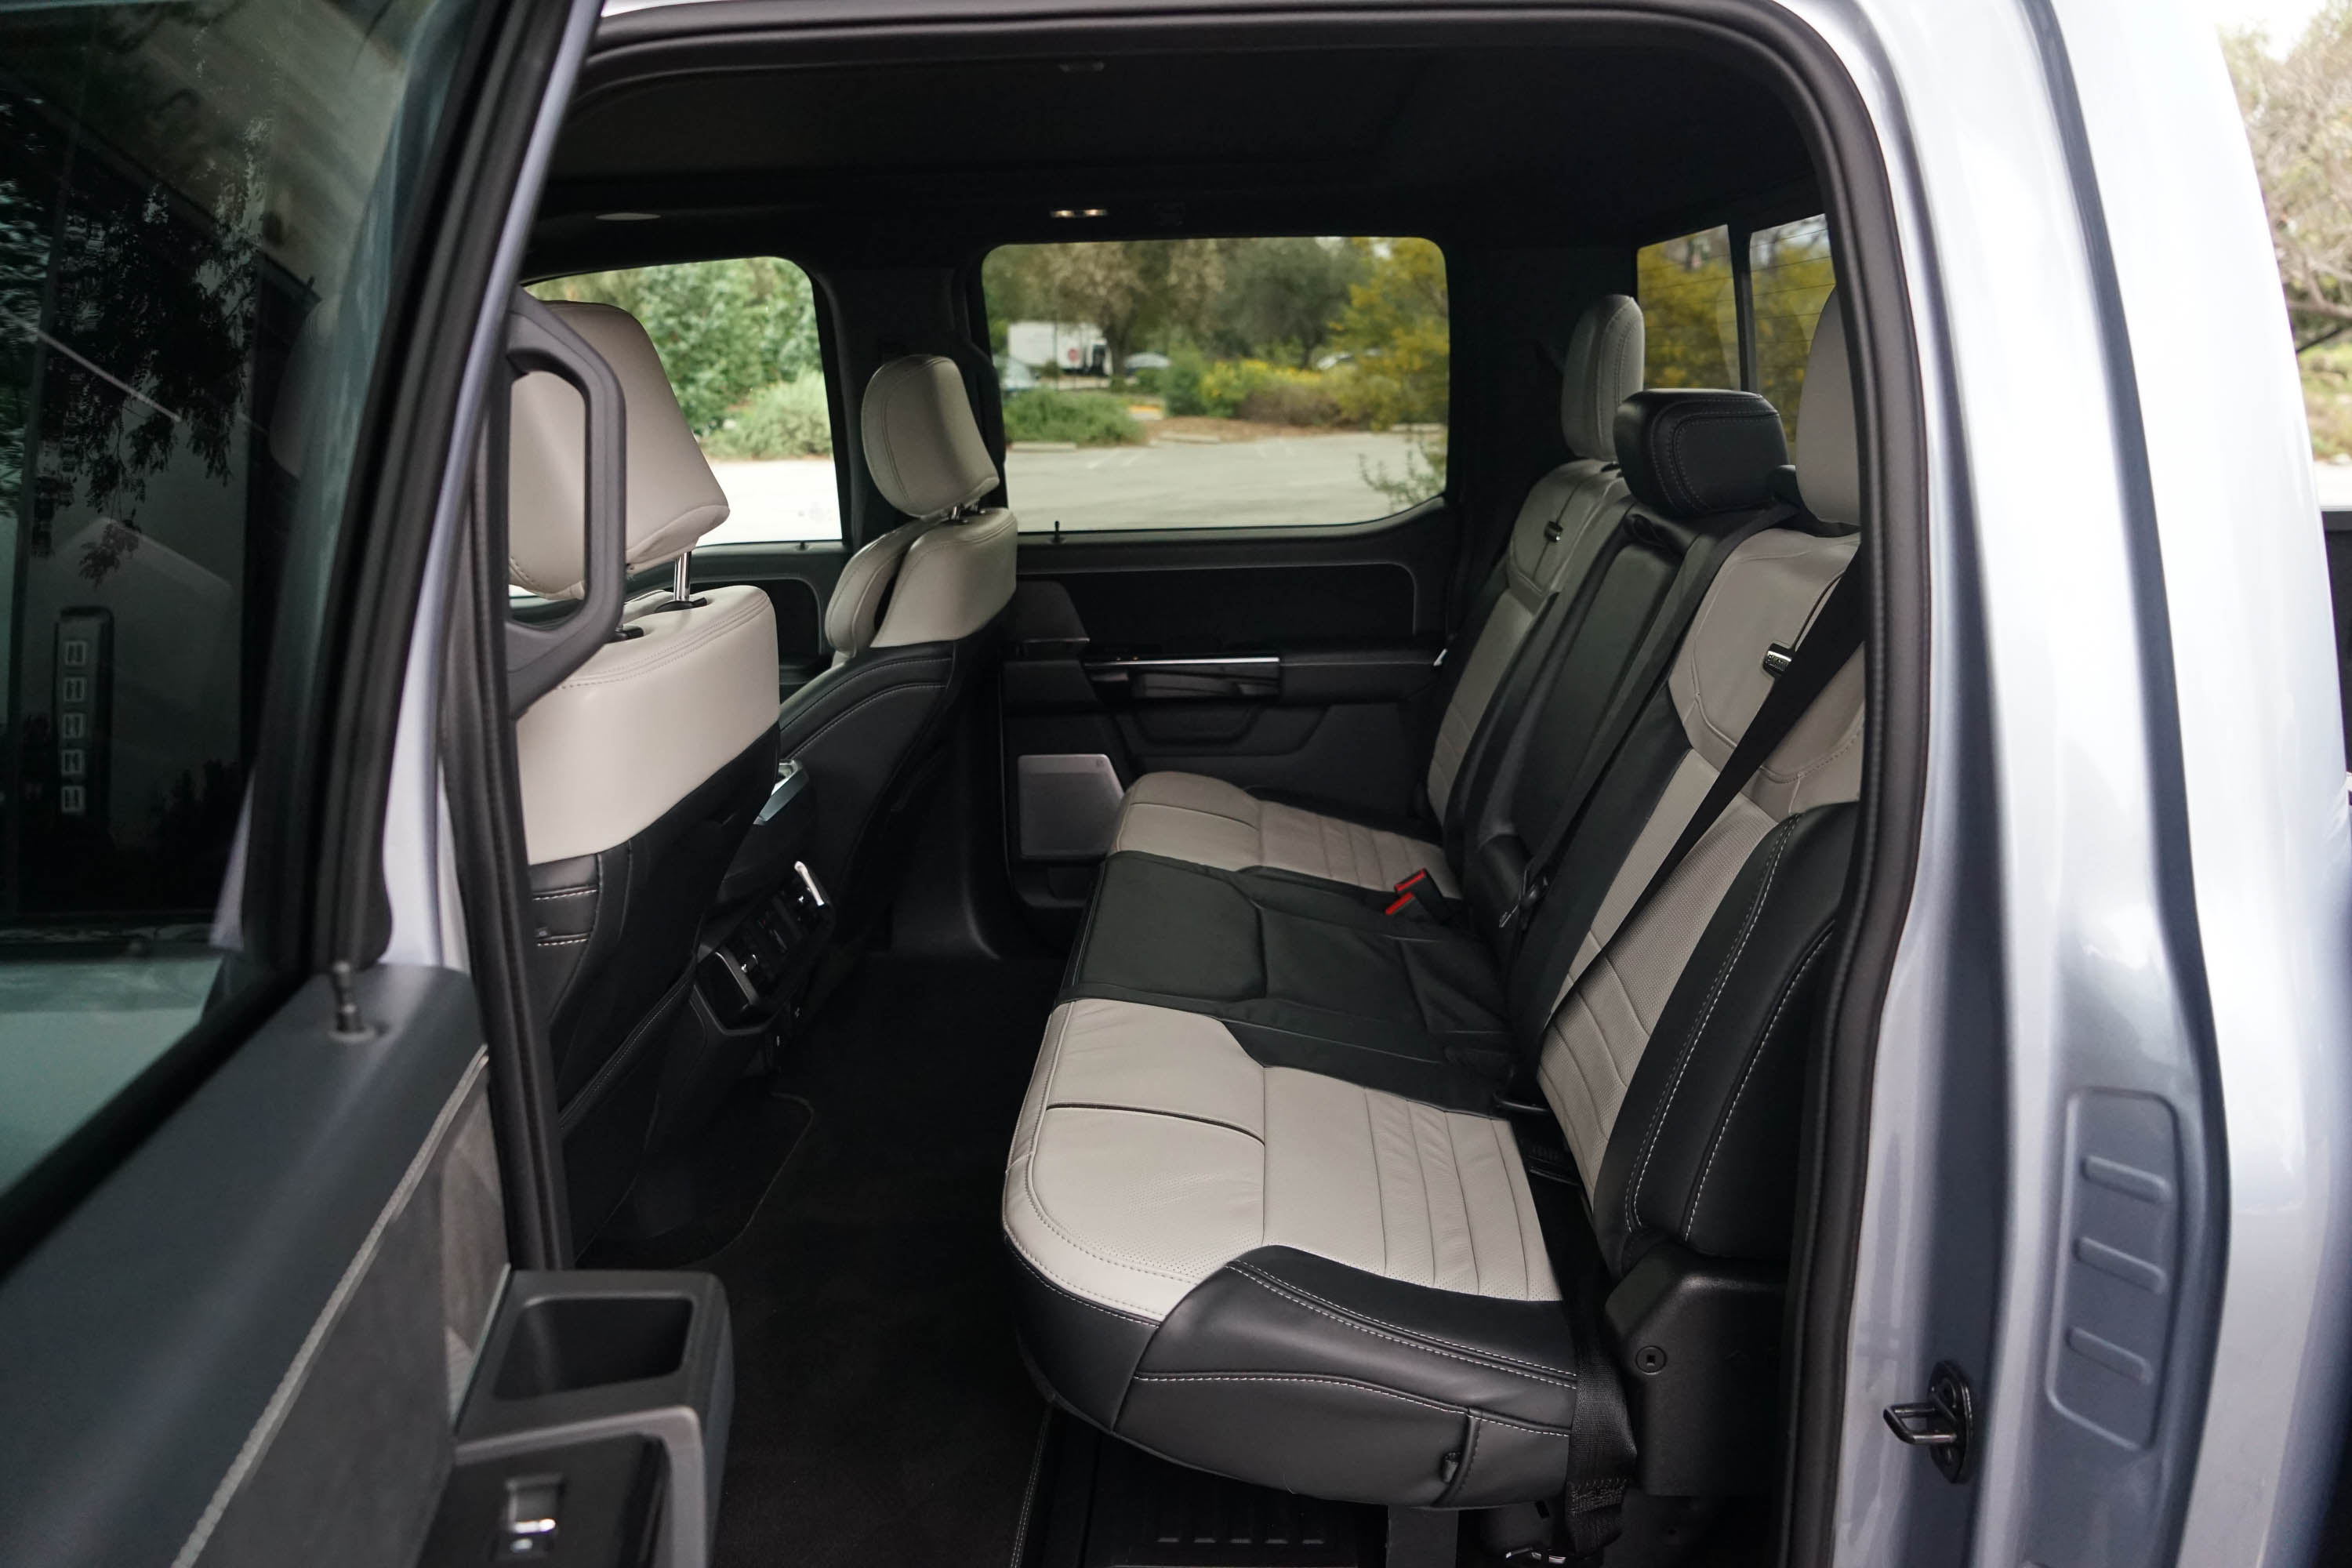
[980,237,1450,532]
[529,260,839,545]
[1749,216,1838,441]
[0,0,477,1203]
[1639,216,1838,441]
[1638,225,1739,390]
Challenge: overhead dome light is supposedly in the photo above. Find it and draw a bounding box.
[1050,208,1109,220]
[597,211,659,222]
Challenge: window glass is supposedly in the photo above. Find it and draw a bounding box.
[529,260,838,544]
[1638,225,1738,390]
[981,237,1449,532]
[1749,216,1838,442]
[0,0,476,1200]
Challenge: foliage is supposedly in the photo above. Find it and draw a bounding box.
[532,258,821,434]
[1161,345,1213,416]
[2302,339,2352,459]
[1361,431,1448,513]
[702,372,833,460]
[2227,5,2352,353]
[986,236,1436,407]
[1002,390,1143,447]
[1327,238,1450,430]
[984,241,1225,377]
[1206,238,1367,367]
[1751,218,1837,441]
[1636,228,1739,392]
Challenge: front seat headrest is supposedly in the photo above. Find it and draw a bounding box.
[1613,388,1789,517]
[1560,294,1644,461]
[1795,286,1860,528]
[862,355,999,521]
[507,300,730,600]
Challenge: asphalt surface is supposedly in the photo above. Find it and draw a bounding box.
[702,429,1434,542]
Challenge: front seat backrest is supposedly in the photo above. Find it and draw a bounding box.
[508,300,782,1252]
[767,354,1016,933]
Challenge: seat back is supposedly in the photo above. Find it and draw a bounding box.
[508,300,782,1250]
[1535,289,1865,1276]
[768,354,1016,935]
[1425,294,1644,818]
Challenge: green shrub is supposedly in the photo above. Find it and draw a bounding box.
[2303,342,2352,459]
[702,373,833,460]
[1238,378,1340,426]
[1162,347,1210,416]
[1192,358,1343,425]
[1002,390,1142,447]
[1195,357,1274,417]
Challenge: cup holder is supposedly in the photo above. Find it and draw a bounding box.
[494,1295,694,1399]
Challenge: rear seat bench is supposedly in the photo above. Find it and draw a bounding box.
[1002,291,1867,1539]
[1107,293,1646,900]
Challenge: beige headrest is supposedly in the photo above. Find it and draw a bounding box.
[508,301,729,598]
[1795,287,1860,529]
[861,356,997,521]
[1560,294,1644,461]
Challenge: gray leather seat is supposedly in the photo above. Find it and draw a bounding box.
[1002,292,1865,1518]
[1106,294,1645,899]
[507,301,782,1251]
[750,354,1017,937]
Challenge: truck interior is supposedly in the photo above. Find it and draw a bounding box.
[445,9,1927,1566]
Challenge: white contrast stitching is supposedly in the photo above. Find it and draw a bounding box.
[1228,1262,1574,1385]
[1684,924,1837,1233]
[1624,817,1797,1241]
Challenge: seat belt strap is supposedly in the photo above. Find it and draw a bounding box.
[1497,505,1788,937]
[1617,562,1864,938]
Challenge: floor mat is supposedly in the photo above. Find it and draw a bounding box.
[707,954,1064,1567]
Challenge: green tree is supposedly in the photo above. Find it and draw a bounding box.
[1208,238,1367,367]
[1327,237,1450,428]
[1636,228,1738,391]
[532,258,820,434]
[2227,4,2352,352]
[1750,218,1837,441]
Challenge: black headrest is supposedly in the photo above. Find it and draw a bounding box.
[1613,389,1788,518]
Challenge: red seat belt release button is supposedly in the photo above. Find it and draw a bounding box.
[1385,891,1418,916]
[1393,869,1430,895]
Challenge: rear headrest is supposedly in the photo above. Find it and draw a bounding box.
[1560,294,1644,460]
[1796,287,1860,528]
[1613,389,1788,517]
[862,355,998,521]
[508,301,730,599]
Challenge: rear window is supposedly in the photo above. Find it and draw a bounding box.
[981,237,1449,532]
[529,258,838,544]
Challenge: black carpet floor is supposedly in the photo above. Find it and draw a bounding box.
[705,954,1063,1568]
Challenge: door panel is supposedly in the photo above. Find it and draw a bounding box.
[1001,504,1457,927]
[0,968,496,1566]
[0,0,596,1560]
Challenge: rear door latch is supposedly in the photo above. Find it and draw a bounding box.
[1883,1359,1976,1483]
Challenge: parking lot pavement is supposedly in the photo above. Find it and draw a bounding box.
[1006,430,1425,531]
[701,430,1430,545]
[705,458,844,544]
